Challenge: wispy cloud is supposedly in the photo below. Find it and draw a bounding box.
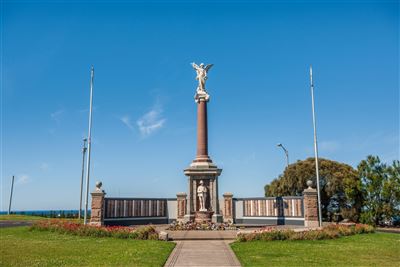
[120,115,135,131]
[137,107,166,137]
[16,174,30,185]
[50,109,65,123]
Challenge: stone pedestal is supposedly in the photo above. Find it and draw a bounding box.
[223,192,234,223]
[183,214,195,222]
[303,182,319,228]
[184,163,223,223]
[195,211,213,223]
[176,192,187,222]
[212,214,223,223]
[90,183,106,226]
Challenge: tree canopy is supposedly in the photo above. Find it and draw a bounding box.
[264,157,362,221]
[358,156,400,226]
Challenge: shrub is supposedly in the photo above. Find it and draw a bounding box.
[260,229,295,241]
[236,223,374,242]
[30,220,158,240]
[167,221,237,231]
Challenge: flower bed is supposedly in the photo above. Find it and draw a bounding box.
[236,223,374,242]
[29,220,158,240]
[167,221,237,231]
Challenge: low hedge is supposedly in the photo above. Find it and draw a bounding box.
[236,223,374,242]
[29,220,158,240]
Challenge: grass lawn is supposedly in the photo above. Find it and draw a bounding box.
[231,233,400,267]
[0,227,175,267]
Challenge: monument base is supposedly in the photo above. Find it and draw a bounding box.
[195,211,213,223]
[184,162,222,223]
[183,214,195,222]
[212,214,223,223]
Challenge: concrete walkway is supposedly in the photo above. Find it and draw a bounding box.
[0,220,33,228]
[164,240,241,267]
[166,230,237,240]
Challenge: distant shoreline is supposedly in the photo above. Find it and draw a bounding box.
[0,210,91,217]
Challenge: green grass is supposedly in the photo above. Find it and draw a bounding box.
[231,233,400,267]
[0,214,49,221]
[0,227,175,267]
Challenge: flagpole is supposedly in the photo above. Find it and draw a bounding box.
[310,65,323,227]
[8,175,15,215]
[78,138,87,220]
[84,66,94,225]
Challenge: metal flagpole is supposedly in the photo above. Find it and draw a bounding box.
[79,138,87,220]
[310,65,323,227]
[8,175,15,215]
[84,66,94,225]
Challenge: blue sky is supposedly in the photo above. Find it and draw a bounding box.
[1,1,398,210]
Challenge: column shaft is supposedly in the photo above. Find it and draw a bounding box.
[196,100,210,161]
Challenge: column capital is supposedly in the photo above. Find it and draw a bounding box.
[223,192,234,198]
[176,192,187,198]
[195,91,210,103]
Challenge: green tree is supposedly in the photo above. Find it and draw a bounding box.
[358,156,400,226]
[264,157,362,221]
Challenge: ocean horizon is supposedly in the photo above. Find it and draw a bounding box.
[0,210,91,216]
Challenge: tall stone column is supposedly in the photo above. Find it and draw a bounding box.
[184,63,222,223]
[303,180,319,228]
[195,99,210,162]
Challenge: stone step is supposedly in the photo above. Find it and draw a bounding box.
[166,230,238,241]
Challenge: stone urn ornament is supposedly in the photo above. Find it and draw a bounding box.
[95,181,103,192]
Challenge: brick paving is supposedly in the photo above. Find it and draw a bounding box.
[164,240,241,267]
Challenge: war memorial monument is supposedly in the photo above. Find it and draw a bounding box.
[89,63,318,228]
[183,62,223,223]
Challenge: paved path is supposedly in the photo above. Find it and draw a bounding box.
[164,240,241,267]
[166,230,237,240]
[376,228,400,234]
[0,221,33,228]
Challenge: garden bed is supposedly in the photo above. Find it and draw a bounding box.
[236,223,374,242]
[30,219,159,240]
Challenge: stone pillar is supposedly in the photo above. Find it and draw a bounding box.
[176,192,187,222]
[303,180,319,228]
[223,192,234,223]
[90,182,106,226]
[212,178,222,223]
[195,98,211,163]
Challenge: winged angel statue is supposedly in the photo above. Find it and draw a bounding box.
[191,62,213,93]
